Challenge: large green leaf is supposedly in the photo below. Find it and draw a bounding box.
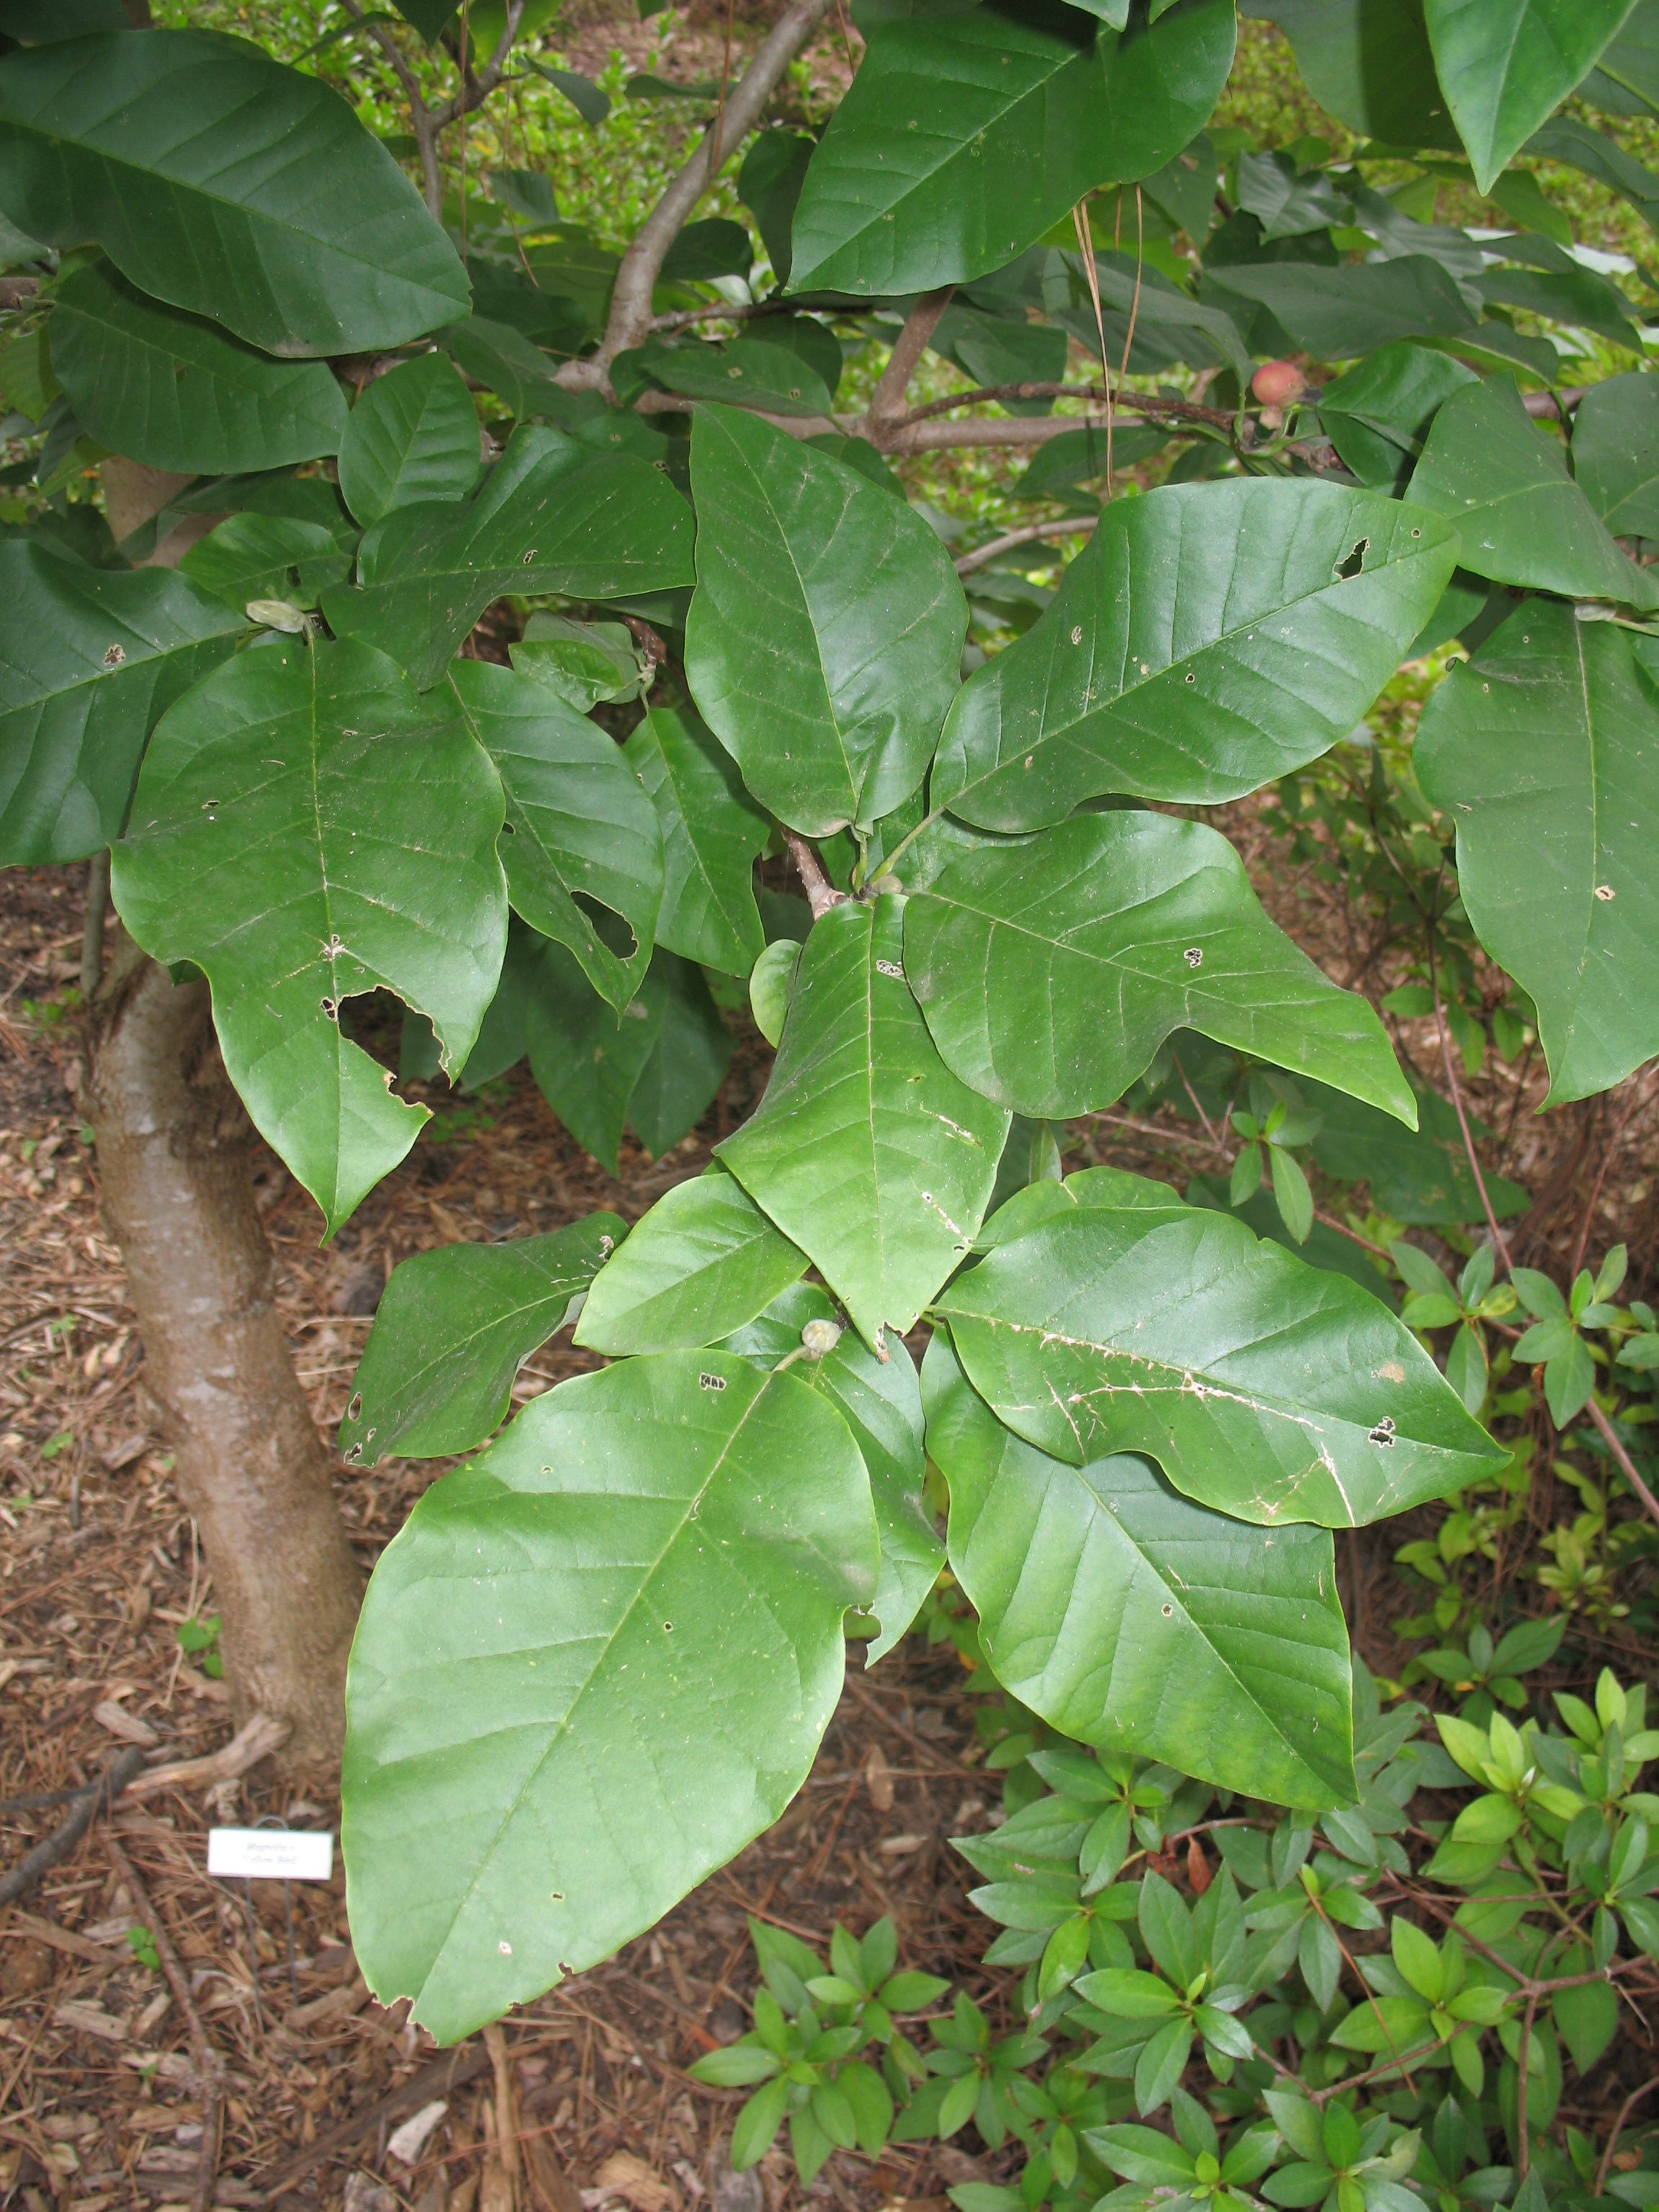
[342,1349,878,2044]
[904,812,1415,1124]
[1316,341,1478,490]
[923,1331,1354,1807]
[1524,114,1659,230]
[685,407,966,837]
[338,354,482,528]
[935,1201,1505,1525]
[523,935,666,1175]
[1423,0,1638,193]
[1578,0,1659,112]
[787,0,1235,297]
[719,897,1010,1348]
[623,707,768,977]
[446,660,662,1011]
[111,637,508,1234]
[1304,1077,1530,1224]
[575,1169,807,1355]
[177,513,353,615]
[1406,373,1659,608]
[323,426,695,691]
[1238,0,1462,149]
[1571,371,1659,540]
[0,30,467,355]
[1200,255,1476,359]
[339,1215,625,1466]
[624,952,733,1160]
[0,541,243,863]
[637,336,835,422]
[1416,598,1659,1105]
[48,259,348,475]
[931,480,1458,830]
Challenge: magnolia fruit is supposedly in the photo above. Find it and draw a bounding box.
[1251,359,1306,406]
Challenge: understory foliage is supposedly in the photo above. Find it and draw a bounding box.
[1,0,1658,2200]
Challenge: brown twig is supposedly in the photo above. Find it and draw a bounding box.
[954,517,1098,577]
[107,1832,226,2212]
[1431,958,1515,1275]
[258,2043,493,2202]
[1595,2072,1659,2197]
[0,1744,146,1910]
[786,831,848,920]
[1516,1987,1540,2182]
[894,379,1236,431]
[1586,1396,1659,1534]
[866,287,956,439]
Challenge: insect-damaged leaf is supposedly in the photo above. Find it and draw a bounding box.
[342,1349,877,2044]
[935,1200,1505,1527]
[111,637,507,1234]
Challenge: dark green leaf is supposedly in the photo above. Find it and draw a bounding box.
[1142,131,1219,243]
[660,219,754,282]
[337,354,482,527]
[738,128,814,285]
[637,335,834,420]
[111,637,508,1233]
[906,811,1413,1123]
[48,259,347,475]
[524,936,665,1174]
[787,0,1236,297]
[339,1215,624,1465]
[0,542,243,863]
[686,405,966,836]
[719,896,1010,1346]
[626,950,733,1159]
[323,426,695,690]
[1306,1078,1529,1224]
[436,315,575,420]
[342,1349,878,2043]
[1416,598,1659,1105]
[932,480,1457,829]
[0,0,127,37]
[623,706,768,976]
[178,513,353,612]
[1201,254,1477,359]
[0,30,467,354]
[936,1199,1506,1524]
[521,58,611,125]
[575,1169,806,1355]
[1424,0,1637,193]
[1238,0,1462,149]
[1571,370,1659,539]
[447,659,662,1010]
[1316,340,1478,490]
[1406,374,1658,607]
[925,1331,1354,1805]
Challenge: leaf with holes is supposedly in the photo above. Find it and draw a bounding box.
[446,660,662,1011]
[923,1330,1354,1806]
[342,1349,878,2044]
[323,426,694,691]
[110,636,508,1233]
[623,707,769,977]
[719,897,1010,1348]
[0,541,244,864]
[0,29,467,353]
[935,1200,1506,1526]
[787,0,1236,297]
[339,1215,625,1466]
[903,811,1414,1124]
[48,258,348,475]
[575,1169,808,1356]
[1416,598,1659,1105]
[932,480,1458,830]
[338,353,482,527]
[685,406,966,837]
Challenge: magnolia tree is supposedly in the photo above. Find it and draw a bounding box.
[1,0,1657,2051]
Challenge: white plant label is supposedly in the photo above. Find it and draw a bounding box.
[207,1828,334,1881]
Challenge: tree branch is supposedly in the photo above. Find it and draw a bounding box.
[955,517,1097,577]
[1586,1396,1659,1535]
[339,0,443,214]
[786,831,848,920]
[431,0,526,128]
[895,379,1236,431]
[863,287,954,439]
[564,0,837,387]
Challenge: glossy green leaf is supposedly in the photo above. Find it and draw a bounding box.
[788,0,1236,297]
[935,1200,1506,1524]
[524,936,666,1175]
[1305,1078,1529,1224]
[575,1169,807,1356]
[1406,374,1658,608]
[339,1215,625,1465]
[48,258,347,475]
[1424,0,1638,193]
[338,354,481,528]
[1238,0,1462,149]
[436,315,573,421]
[1316,341,1478,490]
[932,480,1458,830]
[342,1349,878,2044]
[512,616,646,715]
[1200,254,1476,359]
[737,128,814,286]
[685,406,966,837]
[0,541,243,864]
[0,30,467,354]
[1578,0,1659,112]
[626,952,733,1159]
[623,707,768,976]
[446,660,662,1010]
[906,812,1413,1125]
[1571,371,1659,540]
[1416,598,1659,1105]
[638,336,834,421]
[923,1331,1354,1807]
[179,514,354,613]
[719,896,1010,1347]
[111,637,508,1233]
[750,938,798,1048]
[323,426,695,691]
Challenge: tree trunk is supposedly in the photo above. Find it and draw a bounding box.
[86,933,363,1770]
